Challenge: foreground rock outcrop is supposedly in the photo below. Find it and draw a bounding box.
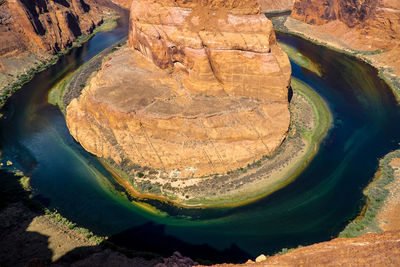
[66,0,291,182]
[210,231,400,266]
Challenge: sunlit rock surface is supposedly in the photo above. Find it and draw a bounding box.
[66,0,291,178]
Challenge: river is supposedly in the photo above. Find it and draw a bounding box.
[0,13,399,263]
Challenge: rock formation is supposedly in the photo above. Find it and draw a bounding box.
[0,0,106,57]
[66,0,291,180]
[209,231,400,266]
[291,0,400,51]
[288,0,400,95]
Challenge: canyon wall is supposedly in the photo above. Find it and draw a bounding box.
[0,0,106,57]
[288,0,400,94]
[66,0,291,180]
[291,0,400,51]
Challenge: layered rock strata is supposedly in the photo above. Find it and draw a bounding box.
[0,0,106,56]
[66,0,291,179]
[289,0,400,82]
[291,0,400,49]
[0,0,114,97]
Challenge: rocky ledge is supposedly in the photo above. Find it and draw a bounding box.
[66,0,291,185]
[210,231,400,266]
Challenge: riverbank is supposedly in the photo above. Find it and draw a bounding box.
[271,16,400,102]
[59,40,331,208]
[0,11,119,115]
[339,150,400,237]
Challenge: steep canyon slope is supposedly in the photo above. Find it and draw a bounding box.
[0,0,113,99]
[66,0,291,189]
[287,0,400,94]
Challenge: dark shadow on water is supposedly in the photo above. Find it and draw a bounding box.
[109,222,251,264]
[0,168,249,266]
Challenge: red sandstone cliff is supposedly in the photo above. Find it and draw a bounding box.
[290,0,400,51]
[0,0,109,57]
[287,0,400,94]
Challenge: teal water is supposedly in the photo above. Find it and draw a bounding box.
[0,15,399,263]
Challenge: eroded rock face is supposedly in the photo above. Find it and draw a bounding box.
[0,0,105,57]
[129,0,291,99]
[291,0,400,50]
[66,0,291,179]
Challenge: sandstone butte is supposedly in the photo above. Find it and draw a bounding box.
[66,0,291,180]
[112,0,295,13]
[290,0,400,83]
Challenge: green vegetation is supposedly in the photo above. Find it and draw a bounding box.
[19,176,31,191]
[0,57,58,109]
[379,68,400,102]
[279,42,322,76]
[0,165,107,245]
[339,150,400,238]
[48,72,75,111]
[292,78,331,145]
[44,209,105,245]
